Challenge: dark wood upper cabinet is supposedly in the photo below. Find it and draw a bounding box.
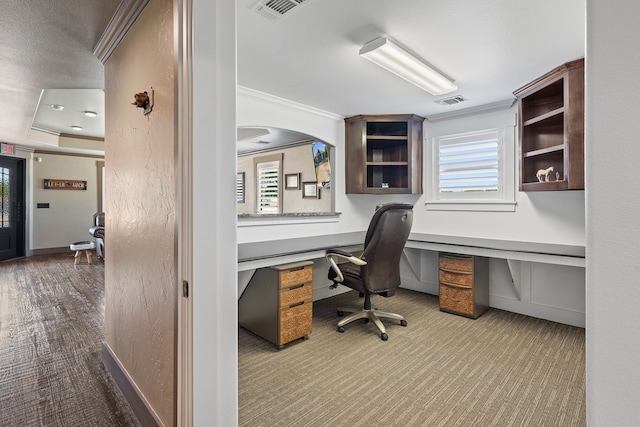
[514,58,585,191]
[345,114,424,194]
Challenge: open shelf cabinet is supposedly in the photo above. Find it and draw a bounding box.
[345,114,424,194]
[514,58,584,191]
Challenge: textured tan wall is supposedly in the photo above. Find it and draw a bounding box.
[104,0,177,424]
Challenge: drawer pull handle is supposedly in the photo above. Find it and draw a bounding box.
[289,266,305,272]
[439,267,472,275]
[289,301,305,308]
[441,281,472,289]
[289,284,305,290]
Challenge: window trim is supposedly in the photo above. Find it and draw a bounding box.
[426,127,516,212]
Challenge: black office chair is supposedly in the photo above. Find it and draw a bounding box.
[325,202,413,340]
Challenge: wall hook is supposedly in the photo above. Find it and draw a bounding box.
[131,87,154,115]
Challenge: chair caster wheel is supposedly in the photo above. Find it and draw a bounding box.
[337,310,344,317]
[380,333,388,341]
[400,320,407,327]
[337,326,345,333]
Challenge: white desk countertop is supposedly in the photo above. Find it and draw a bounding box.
[238,232,585,270]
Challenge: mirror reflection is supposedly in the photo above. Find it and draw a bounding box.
[237,127,334,215]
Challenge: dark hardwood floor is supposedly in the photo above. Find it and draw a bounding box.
[0,253,140,426]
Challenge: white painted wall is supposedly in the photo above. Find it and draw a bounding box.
[586,0,640,423]
[30,152,100,250]
[237,90,585,248]
[192,0,238,425]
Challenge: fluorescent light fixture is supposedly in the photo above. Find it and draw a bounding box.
[83,111,97,117]
[70,125,83,131]
[359,37,457,96]
[51,104,64,111]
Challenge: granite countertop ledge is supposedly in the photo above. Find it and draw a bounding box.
[238,212,341,218]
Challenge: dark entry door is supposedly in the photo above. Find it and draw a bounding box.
[0,156,25,261]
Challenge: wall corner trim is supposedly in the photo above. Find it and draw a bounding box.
[93,0,151,64]
[101,341,164,427]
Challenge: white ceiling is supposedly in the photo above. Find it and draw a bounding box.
[0,0,586,154]
[32,89,105,138]
[0,0,120,151]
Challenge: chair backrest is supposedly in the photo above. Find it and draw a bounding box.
[360,203,413,294]
[93,212,105,227]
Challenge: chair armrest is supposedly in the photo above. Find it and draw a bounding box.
[325,249,366,283]
[89,225,104,239]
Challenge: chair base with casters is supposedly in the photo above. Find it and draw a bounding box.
[335,292,407,341]
[325,202,414,341]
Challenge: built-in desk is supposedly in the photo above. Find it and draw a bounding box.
[406,233,585,267]
[238,232,586,327]
[238,231,365,271]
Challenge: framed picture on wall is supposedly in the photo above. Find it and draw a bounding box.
[285,173,301,190]
[302,181,318,198]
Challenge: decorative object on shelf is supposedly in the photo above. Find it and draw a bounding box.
[131,87,154,115]
[536,166,555,182]
[285,173,301,190]
[302,181,318,199]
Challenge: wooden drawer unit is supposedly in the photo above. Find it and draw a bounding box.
[239,261,313,349]
[438,253,489,319]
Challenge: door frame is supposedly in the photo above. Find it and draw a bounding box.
[0,155,26,261]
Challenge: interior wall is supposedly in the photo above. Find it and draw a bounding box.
[237,90,585,248]
[30,152,101,250]
[237,143,331,214]
[191,0,238,424]
[586,0,640,423]
[421,107,585,246]
[103,0,177,424]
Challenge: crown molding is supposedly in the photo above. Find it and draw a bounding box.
[93,0,151,64]
[238,86,344,121]
[426,99,516,122]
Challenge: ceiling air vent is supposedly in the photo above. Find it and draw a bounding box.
[252,0,310,22]
[434,95,467,106]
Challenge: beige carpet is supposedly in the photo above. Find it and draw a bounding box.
[239,288,585,427]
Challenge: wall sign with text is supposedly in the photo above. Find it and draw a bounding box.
[43,179,87,190]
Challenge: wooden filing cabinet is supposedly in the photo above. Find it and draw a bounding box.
[239,261,313,349]
[438,253,489,319]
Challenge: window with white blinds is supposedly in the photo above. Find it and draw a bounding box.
[256,160,280,213]
[427,127,516,212]
[236,172,245,203]
[439,133,499,193]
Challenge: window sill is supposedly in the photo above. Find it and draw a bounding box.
[237,212,341,227]
[425,201,516,212]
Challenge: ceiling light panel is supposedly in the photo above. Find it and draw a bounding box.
[360,37,457,96]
